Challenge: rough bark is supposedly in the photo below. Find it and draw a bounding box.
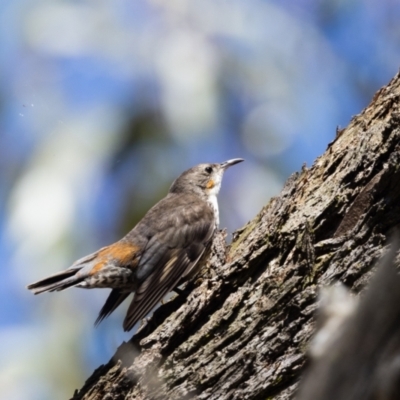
[72,71,400,400]
[297,239,400,400]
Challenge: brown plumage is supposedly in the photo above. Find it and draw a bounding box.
[27,159,243,331]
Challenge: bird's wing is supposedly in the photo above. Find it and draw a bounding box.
[123,246,207,331]
[123,198,215,331]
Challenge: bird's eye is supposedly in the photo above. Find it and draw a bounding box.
[205,166,213,174]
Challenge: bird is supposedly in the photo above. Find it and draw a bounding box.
[27,158,244,331]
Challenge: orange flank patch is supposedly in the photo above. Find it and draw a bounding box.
[90,260,107,275]
[90,242,139,274]
[206,179,215,189]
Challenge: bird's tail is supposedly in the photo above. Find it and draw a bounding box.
[27,268,84,295]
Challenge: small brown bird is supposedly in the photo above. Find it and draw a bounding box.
[27,159,243,331]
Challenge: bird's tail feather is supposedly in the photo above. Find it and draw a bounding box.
[94,289,130,326]
[27,268,84,295]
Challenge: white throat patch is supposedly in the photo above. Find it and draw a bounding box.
[208,194,219,227]
[205,171,223,227]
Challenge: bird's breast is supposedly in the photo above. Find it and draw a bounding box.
[207,194,219,227]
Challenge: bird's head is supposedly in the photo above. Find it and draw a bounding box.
[170,158,244,198]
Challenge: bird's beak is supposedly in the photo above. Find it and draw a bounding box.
[220,158,244,169]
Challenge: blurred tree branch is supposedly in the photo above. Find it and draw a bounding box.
[72,71,400,400]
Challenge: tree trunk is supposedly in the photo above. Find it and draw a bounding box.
[72,72,400,400]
